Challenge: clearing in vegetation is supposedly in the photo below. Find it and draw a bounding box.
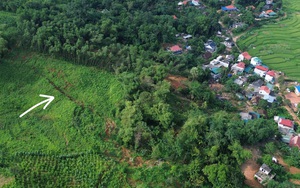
[0,51,125,154]
[237,0,300,81]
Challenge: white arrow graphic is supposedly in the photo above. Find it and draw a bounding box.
[19,94,55,118]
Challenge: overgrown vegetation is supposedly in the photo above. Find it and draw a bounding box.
[0,0,298,187]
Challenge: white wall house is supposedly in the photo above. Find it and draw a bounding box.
[251,57,262,66]
[265,71,275,83]
[231,62,245,72]
[254,65,268,77]
[259,86,270,98]
[278,118,294,131]
[238,52,251,62]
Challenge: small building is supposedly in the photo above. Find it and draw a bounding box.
[236,93,244,100]
[204,39,217,53]
[259,10,277,18]
[191,0,200,6]
[248,79,264,93]
[254,164,275,185]
[234,78,244,86]
[225,54,234,62]
[289,136,300,149]
[281,132,294,143]
[221,5,238,11]
[238,52,252,61]
[278,118,294,130]
[254,65,268,77]
[266,0,273,5]
[170,45,182,54]
[244,65,254,74]
[295,85,300,96]
[240,112,252,121]
[266,83,274,91]
[259,86,270,97]
[265,70,275,83]
[251,57,262,66]
[183,34,192,39]
[231,62,245,73]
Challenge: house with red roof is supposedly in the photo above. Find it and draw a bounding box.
[231,62,245,73]
[265,70,275,83]
[238,52,252,61]
[221,5,238,11]
[289,136,300,149]
[254,65,269,77]
[259,86,270,96]
[170,45,182,54]
[278,118,294,130]
[259,85,276,102]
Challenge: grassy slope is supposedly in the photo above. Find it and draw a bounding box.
[0,51,125,154]
[237,0,300,81]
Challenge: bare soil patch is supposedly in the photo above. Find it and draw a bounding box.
[105,118,116,138]
[290,179,300,185]
[241,147,263,188]
[209,83,224,92]
[165,75,188,90]
[0,176,14,187]
[241,160,263,188]
[285,92,300,110]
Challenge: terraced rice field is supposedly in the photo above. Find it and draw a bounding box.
[237,0,300,81]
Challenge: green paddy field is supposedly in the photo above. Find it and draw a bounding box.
[237,0,300,81]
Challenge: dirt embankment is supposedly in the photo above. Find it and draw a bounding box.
[241,147,263,188]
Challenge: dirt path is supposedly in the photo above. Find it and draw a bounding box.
[276,156,300,185]
[0,176,14,187]
[277,156,300,174]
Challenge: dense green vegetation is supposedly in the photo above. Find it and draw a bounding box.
[0,0,299,187]
[237,0,300,81]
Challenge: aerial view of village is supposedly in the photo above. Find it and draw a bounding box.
[0,0,299,187]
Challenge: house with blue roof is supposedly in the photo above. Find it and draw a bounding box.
[221,5,238,11]
[295,85,300,96]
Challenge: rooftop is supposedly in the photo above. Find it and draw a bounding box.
[260,86,270,94]
[279,118,294,128]
[241,52,251,60]
[170,45,182,52]
[266,71,275,77]
[255,65,268,71]
[289,136,300,149]
[237,62,245,68]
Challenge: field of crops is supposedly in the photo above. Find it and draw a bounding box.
[0,51,125,155]
[237,0,300,81]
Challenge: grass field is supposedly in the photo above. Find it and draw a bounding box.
[0,51,125,155]
[237,0,300,81]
